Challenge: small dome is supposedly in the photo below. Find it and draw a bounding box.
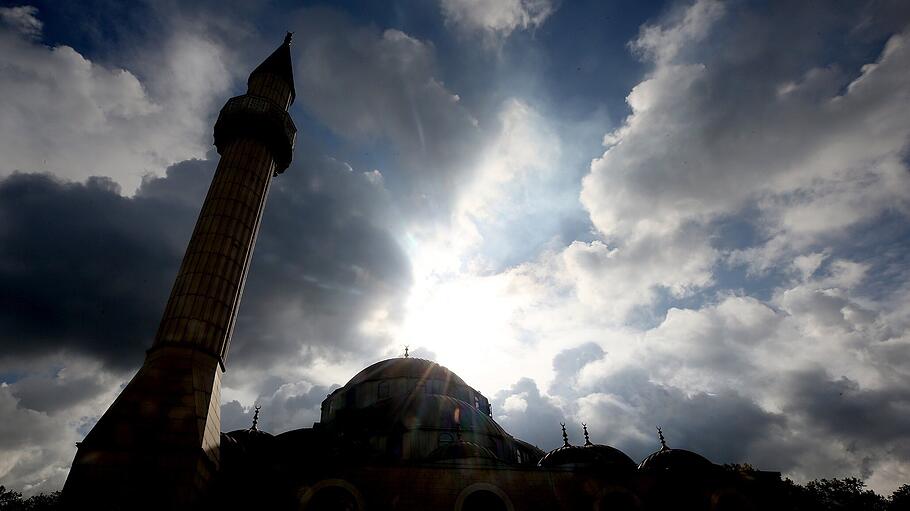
[345,358,467,387]
[638,447,714,473]
[538,445,575,466]
[224,427,273,445]
[427,440,500,463]
[538,444,637,471]
[222,428,275,461]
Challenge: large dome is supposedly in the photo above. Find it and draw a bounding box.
[346,358,467,387]
[322,357,491,427]
[427,440,501,463]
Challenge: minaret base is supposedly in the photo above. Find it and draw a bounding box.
[63,346,222,509]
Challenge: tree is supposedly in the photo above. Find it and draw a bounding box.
[0,487,24,511]
[802,478,887,511]
[890,484,910,511]
[0,487,60,511]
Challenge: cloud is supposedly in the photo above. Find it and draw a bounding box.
[0,385,70,493]
[629,0,724,63]
[493,378,565,449]
[570,259,909,486]
[560,231,715,323]
[0,356,123,494]
[476,261,908,483]
[581,0,910,261]
[549,342,605,398]
[0,5,42,38]
[221,379,337,434]
[0,170,196,368]
[577,367,792,467]
[0,141,412,375]
[293,7,482,210]
[439,0,555,39]
[228,142,413,377]
[0,8,233,194]
[454,3,910,491]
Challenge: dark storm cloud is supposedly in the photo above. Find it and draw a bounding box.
[9,369,111,415]
[229,141,412,369]
[0,172,194,368]
[785,370,910,452]
[580,366,792,468]
[0,141,411,371]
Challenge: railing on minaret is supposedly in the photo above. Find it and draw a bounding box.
[63,34,297,510]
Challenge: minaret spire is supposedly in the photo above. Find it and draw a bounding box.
[249,405,261,432]
[583,423,592,446]
[247,32,296,108]
[657,426,669,450]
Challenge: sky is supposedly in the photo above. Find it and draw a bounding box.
[1,0,909,497]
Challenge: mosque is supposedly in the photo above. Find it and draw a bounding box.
[216,356,786,510]
[61,34,787,510]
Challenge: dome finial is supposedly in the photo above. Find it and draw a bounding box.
[404,345,409,358]
[561,422,570,447]
[249,405,261,432]
[284,32,293,46]
[657,426,668,450]
[583,423,592,446]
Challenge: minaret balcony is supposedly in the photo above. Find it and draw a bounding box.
[213,94,297,173]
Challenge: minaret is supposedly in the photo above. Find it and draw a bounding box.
[63,34,296,509]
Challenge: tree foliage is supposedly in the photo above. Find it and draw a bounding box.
[779,477,910,511]
[0,487,60,511]
[890,485,910,510]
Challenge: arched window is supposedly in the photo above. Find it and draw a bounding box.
[462,490,507,511]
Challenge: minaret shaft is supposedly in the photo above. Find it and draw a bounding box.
[154,137,275,361]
